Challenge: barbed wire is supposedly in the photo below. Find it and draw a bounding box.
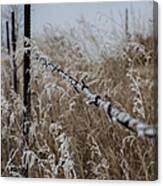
[24,37,157,138]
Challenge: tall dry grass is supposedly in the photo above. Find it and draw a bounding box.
[1,22,157,180]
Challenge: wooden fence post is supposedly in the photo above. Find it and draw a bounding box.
[23,4,31,141]
[6,21,10,55]
[11,11,17,92]
[22,4,31,177]
[125,8,129,41]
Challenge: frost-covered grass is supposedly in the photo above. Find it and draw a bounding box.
[1,28,157,180]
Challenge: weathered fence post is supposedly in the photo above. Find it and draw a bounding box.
[23,4,31,177]
[23,4,31,141]
[6,21,10,55]
[125,8,129,41]
[11,11,17,92]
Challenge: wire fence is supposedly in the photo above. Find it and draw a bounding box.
[23,37,157,138]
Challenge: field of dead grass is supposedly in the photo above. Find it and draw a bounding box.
[1,31,157,179]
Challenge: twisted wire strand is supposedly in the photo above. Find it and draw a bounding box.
[25,37,157,138]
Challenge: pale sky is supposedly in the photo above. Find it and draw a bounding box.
[31,1,153,35]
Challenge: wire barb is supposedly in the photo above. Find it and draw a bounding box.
[25,38,157,138]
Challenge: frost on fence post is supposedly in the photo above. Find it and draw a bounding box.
[23,4,31,139]
[11,11,17,92]
[23,4,31,177]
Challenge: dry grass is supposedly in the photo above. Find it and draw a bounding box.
[1,28,157,180]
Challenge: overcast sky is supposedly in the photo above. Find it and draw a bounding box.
[31,1,153,35]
